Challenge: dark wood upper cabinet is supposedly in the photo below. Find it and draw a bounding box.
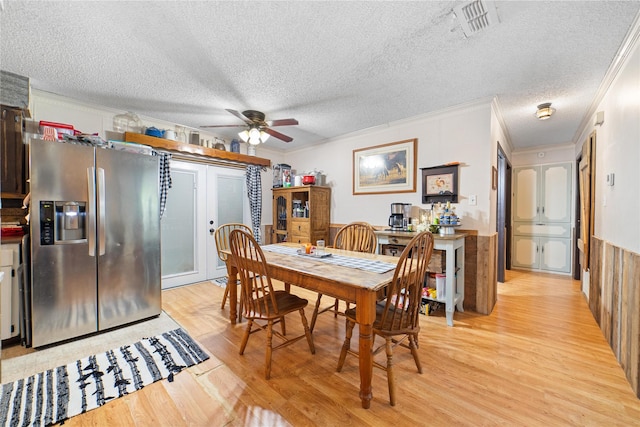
[1,104,28,198]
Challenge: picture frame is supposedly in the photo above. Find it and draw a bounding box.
[353,138,417,195]
[421,164,459,203]
[492,166,498,190]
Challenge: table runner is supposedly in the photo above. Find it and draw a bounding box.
[261,244,396,274]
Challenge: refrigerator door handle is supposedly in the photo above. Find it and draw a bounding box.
[87,167,96,257]
[97,167,106,256]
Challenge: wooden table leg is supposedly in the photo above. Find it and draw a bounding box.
[355,290,377,409]
[226,260,238,325]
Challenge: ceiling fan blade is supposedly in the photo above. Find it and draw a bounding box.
[267,118,299,127]
[263,127,293,143]
[200,124,247,128]
[226,109,252,124]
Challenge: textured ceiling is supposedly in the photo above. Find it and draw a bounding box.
[1,1,639,151]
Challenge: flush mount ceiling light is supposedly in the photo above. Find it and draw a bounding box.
[535,103,556,120]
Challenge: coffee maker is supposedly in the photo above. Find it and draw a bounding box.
[388,203,406,231]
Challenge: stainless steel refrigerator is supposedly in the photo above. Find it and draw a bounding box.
[29,139,161,348]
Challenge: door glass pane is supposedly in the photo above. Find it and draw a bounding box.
[161,169,196,276]
[216,175,244,268]
[218,175,244,225]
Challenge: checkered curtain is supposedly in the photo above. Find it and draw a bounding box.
[246,165,262,243]
[158,152,172,219]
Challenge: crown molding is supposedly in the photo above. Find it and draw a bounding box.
[491,97,514,153]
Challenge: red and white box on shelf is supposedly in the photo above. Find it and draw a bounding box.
[39,121,79,141]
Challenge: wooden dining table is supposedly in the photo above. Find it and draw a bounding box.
[222,242,402,409]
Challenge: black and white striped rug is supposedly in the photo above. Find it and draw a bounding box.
[0,328,208,426]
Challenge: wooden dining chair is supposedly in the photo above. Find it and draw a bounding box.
[309,221,377,333]
[229,229,316,380]
[336,231,434,406]
[214,223,252,322]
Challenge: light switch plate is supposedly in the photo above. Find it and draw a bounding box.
[469,195,477,206]
[606,173,615,186]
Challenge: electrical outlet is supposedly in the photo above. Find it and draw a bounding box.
[469,195,477,206]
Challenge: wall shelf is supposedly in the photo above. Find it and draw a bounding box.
[124,132,271,167]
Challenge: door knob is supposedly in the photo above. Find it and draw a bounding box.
[209,228,215,234]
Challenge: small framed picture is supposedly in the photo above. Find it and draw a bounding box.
[421,164,459,203]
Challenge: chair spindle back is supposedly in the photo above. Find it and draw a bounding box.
[333,222,377,254]
[380,231,434,332]
[229,229,280,318]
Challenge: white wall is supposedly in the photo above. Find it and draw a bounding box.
[29,91,503,237]
[575,30,640,255]
[30,90,232,150]
[278,101,496,235]
[511,144,576,167]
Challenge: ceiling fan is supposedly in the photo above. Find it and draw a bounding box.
[201,109,298,144]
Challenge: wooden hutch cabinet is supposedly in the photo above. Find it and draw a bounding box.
[272,186,330,245]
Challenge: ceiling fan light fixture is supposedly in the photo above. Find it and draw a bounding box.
[248,127,261,145]
[536,103,556,120]
[260,131,270,143]
[204,109,296,143]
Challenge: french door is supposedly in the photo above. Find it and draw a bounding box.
[161,160,248,289]
[206,167,249,280]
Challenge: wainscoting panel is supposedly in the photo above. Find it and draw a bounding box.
[463,234,478,312]
[476,233,497,315]
[589,237,602,324]
[590,236,640,398]
[622,249,640,395]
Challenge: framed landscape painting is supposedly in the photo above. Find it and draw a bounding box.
[353,138,417,195]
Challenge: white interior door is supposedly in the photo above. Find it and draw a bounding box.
[541,238,571,272]
[206,166,249,280]
[161,160,207,289]
[541,163,572,222]
[513,167,539,222]
[512,236,539,269]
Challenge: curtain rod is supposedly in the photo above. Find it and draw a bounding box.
[162,151,251,170]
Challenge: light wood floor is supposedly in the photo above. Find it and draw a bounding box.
[59,270,640,426]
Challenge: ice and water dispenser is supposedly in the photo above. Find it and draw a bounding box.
[39,201,87,245]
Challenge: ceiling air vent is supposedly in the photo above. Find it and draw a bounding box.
[454,0,500,37]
